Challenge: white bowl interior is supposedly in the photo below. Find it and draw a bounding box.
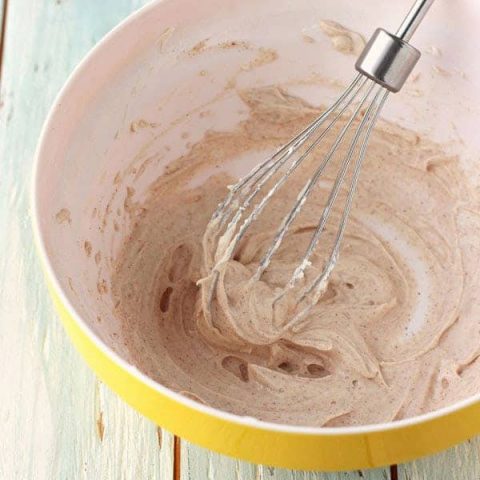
[35,0,480,423]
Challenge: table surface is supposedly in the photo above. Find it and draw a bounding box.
[1,1,479,478]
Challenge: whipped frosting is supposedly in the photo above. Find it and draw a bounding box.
[112,86,480,427]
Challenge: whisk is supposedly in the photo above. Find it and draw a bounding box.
[203,0,435,312]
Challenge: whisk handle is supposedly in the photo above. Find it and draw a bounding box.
[355,0,435,92]
[396,0,436,41]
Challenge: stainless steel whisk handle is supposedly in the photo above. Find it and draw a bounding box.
[355,0,435,92]
[396,0,436,41]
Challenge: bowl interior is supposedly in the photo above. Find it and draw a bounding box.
[35,0,480,427]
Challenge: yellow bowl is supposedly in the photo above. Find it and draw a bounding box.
[32,0,480,471]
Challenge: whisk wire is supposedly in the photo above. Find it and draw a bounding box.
[219,77,369,270]
[255,78,374,281]
[299,88,390,307]
[211,74,364,230]
[208,75,366,268]
[288,83,384,290]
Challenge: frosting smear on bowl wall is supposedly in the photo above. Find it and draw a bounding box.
[111,85,480,427]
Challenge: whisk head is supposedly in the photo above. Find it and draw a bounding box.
[202,74,389,316]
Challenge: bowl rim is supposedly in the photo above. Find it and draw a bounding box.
[31,0,480,437]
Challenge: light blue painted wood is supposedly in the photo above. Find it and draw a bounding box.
[398,438,480,480]
[1,0,479,478]
[180,440,390,479]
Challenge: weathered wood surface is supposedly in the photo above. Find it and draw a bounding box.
[0,1,478,478]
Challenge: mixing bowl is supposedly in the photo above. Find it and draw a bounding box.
[32,0,480,470]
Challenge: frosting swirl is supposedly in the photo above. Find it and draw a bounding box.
[112,86,480,426]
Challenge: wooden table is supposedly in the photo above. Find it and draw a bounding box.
[1,1,479,478]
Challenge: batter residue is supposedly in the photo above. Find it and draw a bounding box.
[318,20,366,56]
[112,86,480,427]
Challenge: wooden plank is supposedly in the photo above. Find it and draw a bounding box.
[0,1,173,479]
[181,439,257,479]
[180,440,390,480]
[399,438,480,480]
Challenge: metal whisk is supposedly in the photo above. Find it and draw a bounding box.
[203,0,435,312]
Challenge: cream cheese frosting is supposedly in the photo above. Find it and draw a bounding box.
[112,86,480,427]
